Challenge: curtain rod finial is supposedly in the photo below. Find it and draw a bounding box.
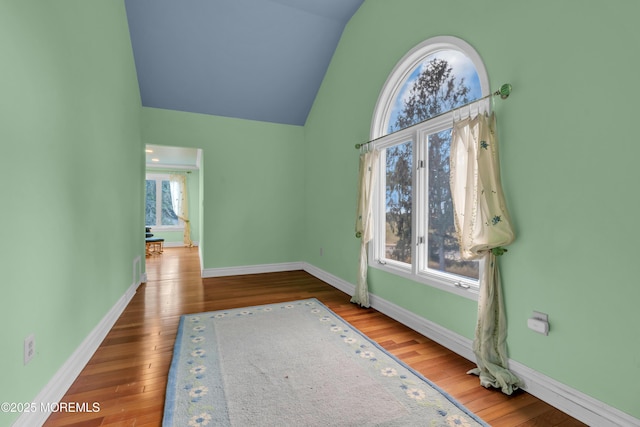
[495,83,512,99]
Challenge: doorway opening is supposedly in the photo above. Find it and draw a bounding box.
[145,144,203,269]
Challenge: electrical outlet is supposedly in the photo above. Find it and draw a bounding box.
[320,248,324,256]
[24,334,35,365]
[528,311,550,336]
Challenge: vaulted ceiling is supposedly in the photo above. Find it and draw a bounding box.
[125,0,364,127]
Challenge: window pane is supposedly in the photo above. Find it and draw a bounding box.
[145,180,156,226]
[385,141,412,264]
[427,130,478,280]
[161,180,179,226]
[388,50,482,134]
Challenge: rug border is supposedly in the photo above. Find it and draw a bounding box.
[163,315,186,427]
[313,298,489,427]
[162,298,489,427]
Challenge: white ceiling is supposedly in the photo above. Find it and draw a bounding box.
[146,145,200,170]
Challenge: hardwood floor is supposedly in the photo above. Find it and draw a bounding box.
[45,247,586,426]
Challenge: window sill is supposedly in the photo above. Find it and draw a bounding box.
[369,261,479,301]
[147,226,184,232]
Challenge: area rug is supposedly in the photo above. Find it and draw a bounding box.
[163,298,488,427]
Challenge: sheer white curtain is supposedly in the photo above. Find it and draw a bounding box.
[352,148,379,308]
[450,112,522,394]
[169,174,193,247]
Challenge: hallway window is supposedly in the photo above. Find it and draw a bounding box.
[146,174,180,228]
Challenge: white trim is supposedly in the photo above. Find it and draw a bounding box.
[195,148,202,169]
[148,225,184,232]
[145,173,183,228]
[302,263,355,296]
[202,262,305,278]
[302,262,476,360]
[369,36,489,301]
[302,263,640,427]
[17,261,637,426]
[13,278,140,427]
[508,361,639,427]
[133,255,142,290]
[163,241,183,248]
[146,163,199,171]
[368,260,480,301]
[163,241,199,248]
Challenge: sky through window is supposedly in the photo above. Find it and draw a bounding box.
[387,50,482,134]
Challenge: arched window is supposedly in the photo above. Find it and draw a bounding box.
[370,36,489,297]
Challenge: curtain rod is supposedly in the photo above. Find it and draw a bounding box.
[355,83,512,149]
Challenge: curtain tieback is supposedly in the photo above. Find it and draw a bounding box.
[491,246,508,256]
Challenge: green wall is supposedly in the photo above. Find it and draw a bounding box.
[0,1,143,425]
[304,0,640,419]
[141,108,305,271]
[2,0,638,424]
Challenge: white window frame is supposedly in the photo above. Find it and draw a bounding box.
[145,173,184,231]
[369,36,490,300]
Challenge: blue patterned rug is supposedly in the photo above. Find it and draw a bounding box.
[163,298,488,426]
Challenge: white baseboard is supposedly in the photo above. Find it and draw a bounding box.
[16,261,637,426]
[163,241,199,248]
[13,279,140,427]
[202,261,304,278]
[163,241,182,248]
[301,262,639,427]
[508,360,639,427]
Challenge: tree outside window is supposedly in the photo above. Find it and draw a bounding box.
[146,175,179,228]
[372,37,488,292]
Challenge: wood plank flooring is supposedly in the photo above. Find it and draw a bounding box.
[45,247,587,426]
